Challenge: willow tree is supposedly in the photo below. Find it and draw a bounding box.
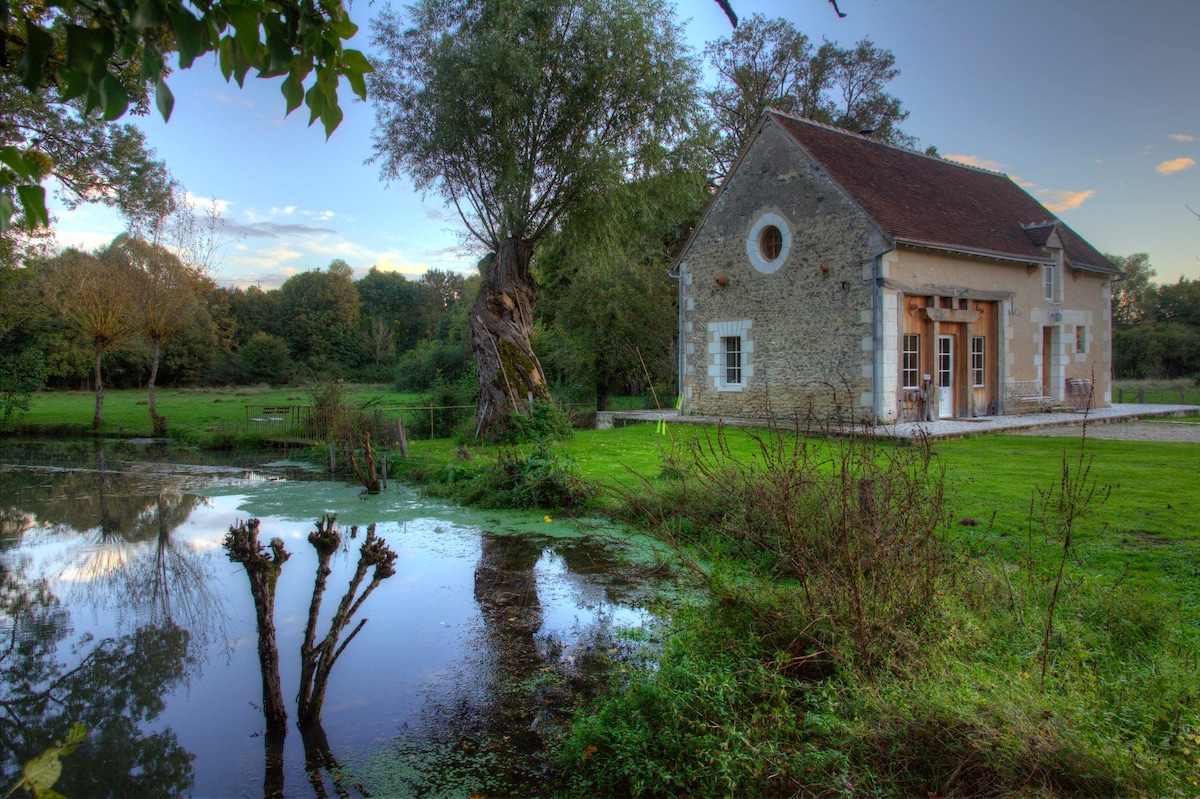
[370,0,698,432]
[41,248,140,428]
[101,235,200,432]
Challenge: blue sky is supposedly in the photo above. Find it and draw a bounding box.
[50,0,1200,287]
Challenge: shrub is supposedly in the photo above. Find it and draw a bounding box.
[394,340,470,391]
[429,441,592,510]
[485,401,575,445]
[618,422,949,677]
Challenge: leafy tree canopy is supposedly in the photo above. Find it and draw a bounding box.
[1,0,374,232]
[704,14,912,176]
[369,0,700,430]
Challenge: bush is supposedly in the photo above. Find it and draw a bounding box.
[394,340,470,391]
[427,441,592,510]
[619,423,949,676]
[238,332,294,385]
[485,401,575,445]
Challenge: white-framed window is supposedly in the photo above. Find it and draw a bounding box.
[724,337,742,385]
[1044,263,1058,302]
[1075,325,1087,354]
[746,212,792,274]
[971,336,985,387]
[902,334,920,389]
[707,320,753,391]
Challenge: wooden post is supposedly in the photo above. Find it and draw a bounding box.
[1118,388,1123,403]
[1138,387,1145,404]
[396,417,409,460]
[329,441,335,474]
[430,403,435,440]
[380,454,388,489]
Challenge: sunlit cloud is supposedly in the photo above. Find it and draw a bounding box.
[1036,189,1096,212]
[52,229,118,253]
[1156,157,1196,175]
[183,192,232,215]
[374,253,432,276]
[945,154,1005,172]
[227,243,304,270]
[1168,134,1197,142]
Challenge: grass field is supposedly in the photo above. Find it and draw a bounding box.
[9,385,425,441]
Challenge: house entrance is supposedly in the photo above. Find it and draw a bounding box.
[937,335,954,418]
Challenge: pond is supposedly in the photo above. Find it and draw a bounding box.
[0,440,667,798]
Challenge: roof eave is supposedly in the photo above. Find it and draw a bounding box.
[895,238,1053,266]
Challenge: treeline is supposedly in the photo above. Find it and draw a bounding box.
[0,248,478,391]
[0,227,685,409]
[1109,253,1200,380]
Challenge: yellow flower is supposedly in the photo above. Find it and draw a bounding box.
[544,515,552,523]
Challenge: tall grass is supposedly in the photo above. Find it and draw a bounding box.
[563,417,1200,798]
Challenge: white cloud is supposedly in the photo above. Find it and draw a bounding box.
[1156,157,1196,175]
[1168,134,1197,143]
[183,193,232,215]
[1036,189,1096,212]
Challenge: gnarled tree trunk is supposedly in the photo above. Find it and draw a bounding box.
[470,236,550,434]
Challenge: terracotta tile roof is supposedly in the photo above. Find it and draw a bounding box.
[768,111,1120,275]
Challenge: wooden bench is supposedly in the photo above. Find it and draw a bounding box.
[1006,380,1054,414]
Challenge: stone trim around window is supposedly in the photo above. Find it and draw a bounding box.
[707,319,753,392]
[746,212,792,275]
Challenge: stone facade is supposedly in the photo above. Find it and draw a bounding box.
[676,114,1118,424]
[678,122,884,421]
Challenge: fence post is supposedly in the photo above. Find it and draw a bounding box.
[397,417,409,460]
[1138,388,1145,403]
[380,453,388,489]
[430,403,435,440]
[1118,388,1123,403]
[328,440,335,474]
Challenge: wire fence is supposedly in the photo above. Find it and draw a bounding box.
[1113,387,1200,406]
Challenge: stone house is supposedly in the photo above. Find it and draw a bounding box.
[673,110,1122,424]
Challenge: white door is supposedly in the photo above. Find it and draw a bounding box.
[937,335,954,418]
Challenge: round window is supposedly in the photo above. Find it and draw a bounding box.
[745,213,792,274]
[759,225,783,261]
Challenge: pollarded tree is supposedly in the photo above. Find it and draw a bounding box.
[369,0,699,432]
[40,248,141,427]
[101,235,201,430]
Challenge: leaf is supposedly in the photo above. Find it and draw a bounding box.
[0,146,32,179]
[281,71,304,115]
[17,21,55,90]
[321,101,343,139]
[218,35,235,81]
[20,749,63,793]
[99,74,130,120]
[170,8,208,68]
[155,77,176,121]
[0,193,15,234]
[305,82,325,127]
[342,49,374,75]
[229,6,261,61]
[16,184,49,228]
[346,69,366,103]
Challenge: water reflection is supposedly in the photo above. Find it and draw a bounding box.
[0,560,196,797]
[1,443,664,797]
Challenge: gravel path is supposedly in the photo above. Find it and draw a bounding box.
[1015,419,1200,442]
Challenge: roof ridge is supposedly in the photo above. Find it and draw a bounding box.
[764,107,1011,178]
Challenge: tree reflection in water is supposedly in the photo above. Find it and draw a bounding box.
[0,559,196,796]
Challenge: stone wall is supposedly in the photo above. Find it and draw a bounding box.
[678,120,883,422]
